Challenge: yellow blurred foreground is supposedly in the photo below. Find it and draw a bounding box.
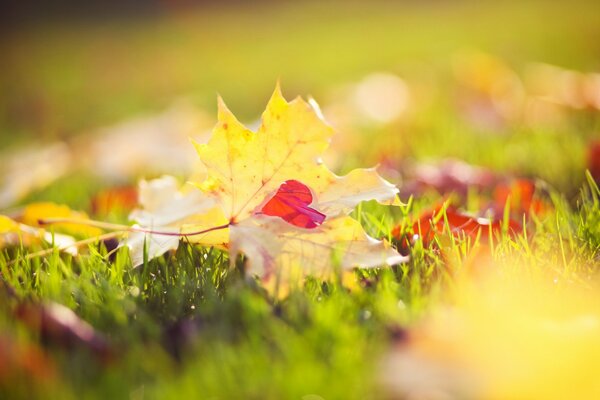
[381,262,600,399]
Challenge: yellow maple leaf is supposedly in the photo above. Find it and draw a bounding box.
[230,215,403,281]
[193,85,400,222]
[176,85,406,277]
[193,86,333,223]
[125,85,405,277]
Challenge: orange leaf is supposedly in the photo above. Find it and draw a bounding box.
[90,186,138,216]
[393,202,521,250]
[493,179,549,217]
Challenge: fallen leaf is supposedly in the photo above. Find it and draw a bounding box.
[0,214,78,254]
[0,102,211,210]
[189,85,404,277]
[0,215,19,233]
[192,86,398,221]
[90,185,138,216]
[78,101,211,181]
[132,85,406,279]
[231,214,404,280]
[492,178,550,218]
[588,140,600,184]
[393,202,521,251]
[21,202,102,237]
[15,302,112,361]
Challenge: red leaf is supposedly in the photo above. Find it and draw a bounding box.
[259,180,326,229]
[588,140,600,184]
[393,203,521,250]
[493,179,549,217]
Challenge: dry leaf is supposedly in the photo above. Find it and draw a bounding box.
[15,302,111,360]
[231,214,403,280]
[492,178,550,218]
[187,85,404,277]
[130,85,406,278]
[21,202,102,238]
[0,214,77,254]
[393,202,521,251]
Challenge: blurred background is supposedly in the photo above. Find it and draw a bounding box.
[1,0,599,209]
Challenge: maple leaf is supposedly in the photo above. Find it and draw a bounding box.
[188,85,405,277]
[492,179,550,218]
[392,201,522,253]
[192,86,399,221]
[129,85,406,277]
[231,214,404,280]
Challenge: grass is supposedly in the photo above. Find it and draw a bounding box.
[1,175,599,398]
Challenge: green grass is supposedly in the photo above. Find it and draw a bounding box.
[1,175,599,398]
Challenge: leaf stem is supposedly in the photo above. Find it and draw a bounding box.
[38,218,231,237]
